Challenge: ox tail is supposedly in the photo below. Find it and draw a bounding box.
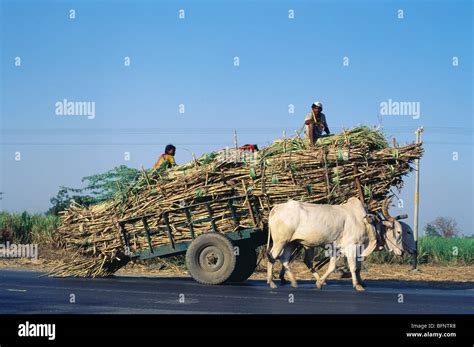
[266,223,275,262]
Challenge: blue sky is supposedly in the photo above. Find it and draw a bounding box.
[1,0,472,234]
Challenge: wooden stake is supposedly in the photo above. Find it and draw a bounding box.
[412,126,423,271]
[241,179,257,228]
[353,163,365,205]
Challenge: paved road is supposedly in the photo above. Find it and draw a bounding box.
[0,270,472,314]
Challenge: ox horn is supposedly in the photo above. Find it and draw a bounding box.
[382,195,396,222]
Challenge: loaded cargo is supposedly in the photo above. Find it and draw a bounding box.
[50,126,423,283]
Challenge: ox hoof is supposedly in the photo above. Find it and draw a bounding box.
[290,282,298,288]
[268,282,278,289]
[280,278,287,285]
[315,281,326,288]
[354,284,365,292]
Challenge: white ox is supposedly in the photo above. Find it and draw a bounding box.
[266,197,377,291]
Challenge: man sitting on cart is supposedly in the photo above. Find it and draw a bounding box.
[304,101,330,145]
[153,144,177,171]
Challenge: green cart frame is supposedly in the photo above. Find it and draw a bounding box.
[118,195,267,284]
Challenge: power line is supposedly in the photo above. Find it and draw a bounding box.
[1,126,472,135]
[1,141,472,146]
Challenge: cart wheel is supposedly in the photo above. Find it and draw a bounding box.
[186,233,237,285]
[228,243,257,283]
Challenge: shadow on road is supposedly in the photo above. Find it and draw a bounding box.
[109,274,474,291]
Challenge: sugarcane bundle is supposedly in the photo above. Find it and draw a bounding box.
[49,126,423,277]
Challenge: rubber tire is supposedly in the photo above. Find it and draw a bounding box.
[186,233,237,285]
[228,243,258,283]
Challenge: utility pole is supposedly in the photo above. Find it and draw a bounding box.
[412,126,424,271]
[234,129,238,150]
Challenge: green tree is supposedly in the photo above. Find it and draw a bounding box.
[48,165,140,215]
[47,187,96,215]
[78,165,140,202]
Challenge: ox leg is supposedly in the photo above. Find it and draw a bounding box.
[303,247,321,285]
[280,247,298,288]
[279,267,287,285]
[279,242,299,284]
[266,260,277,289]
[279,243,293,285]
[355,259,366,287]
[267,241,286,289]
[347,255,365,292]
[316,257,337,289]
